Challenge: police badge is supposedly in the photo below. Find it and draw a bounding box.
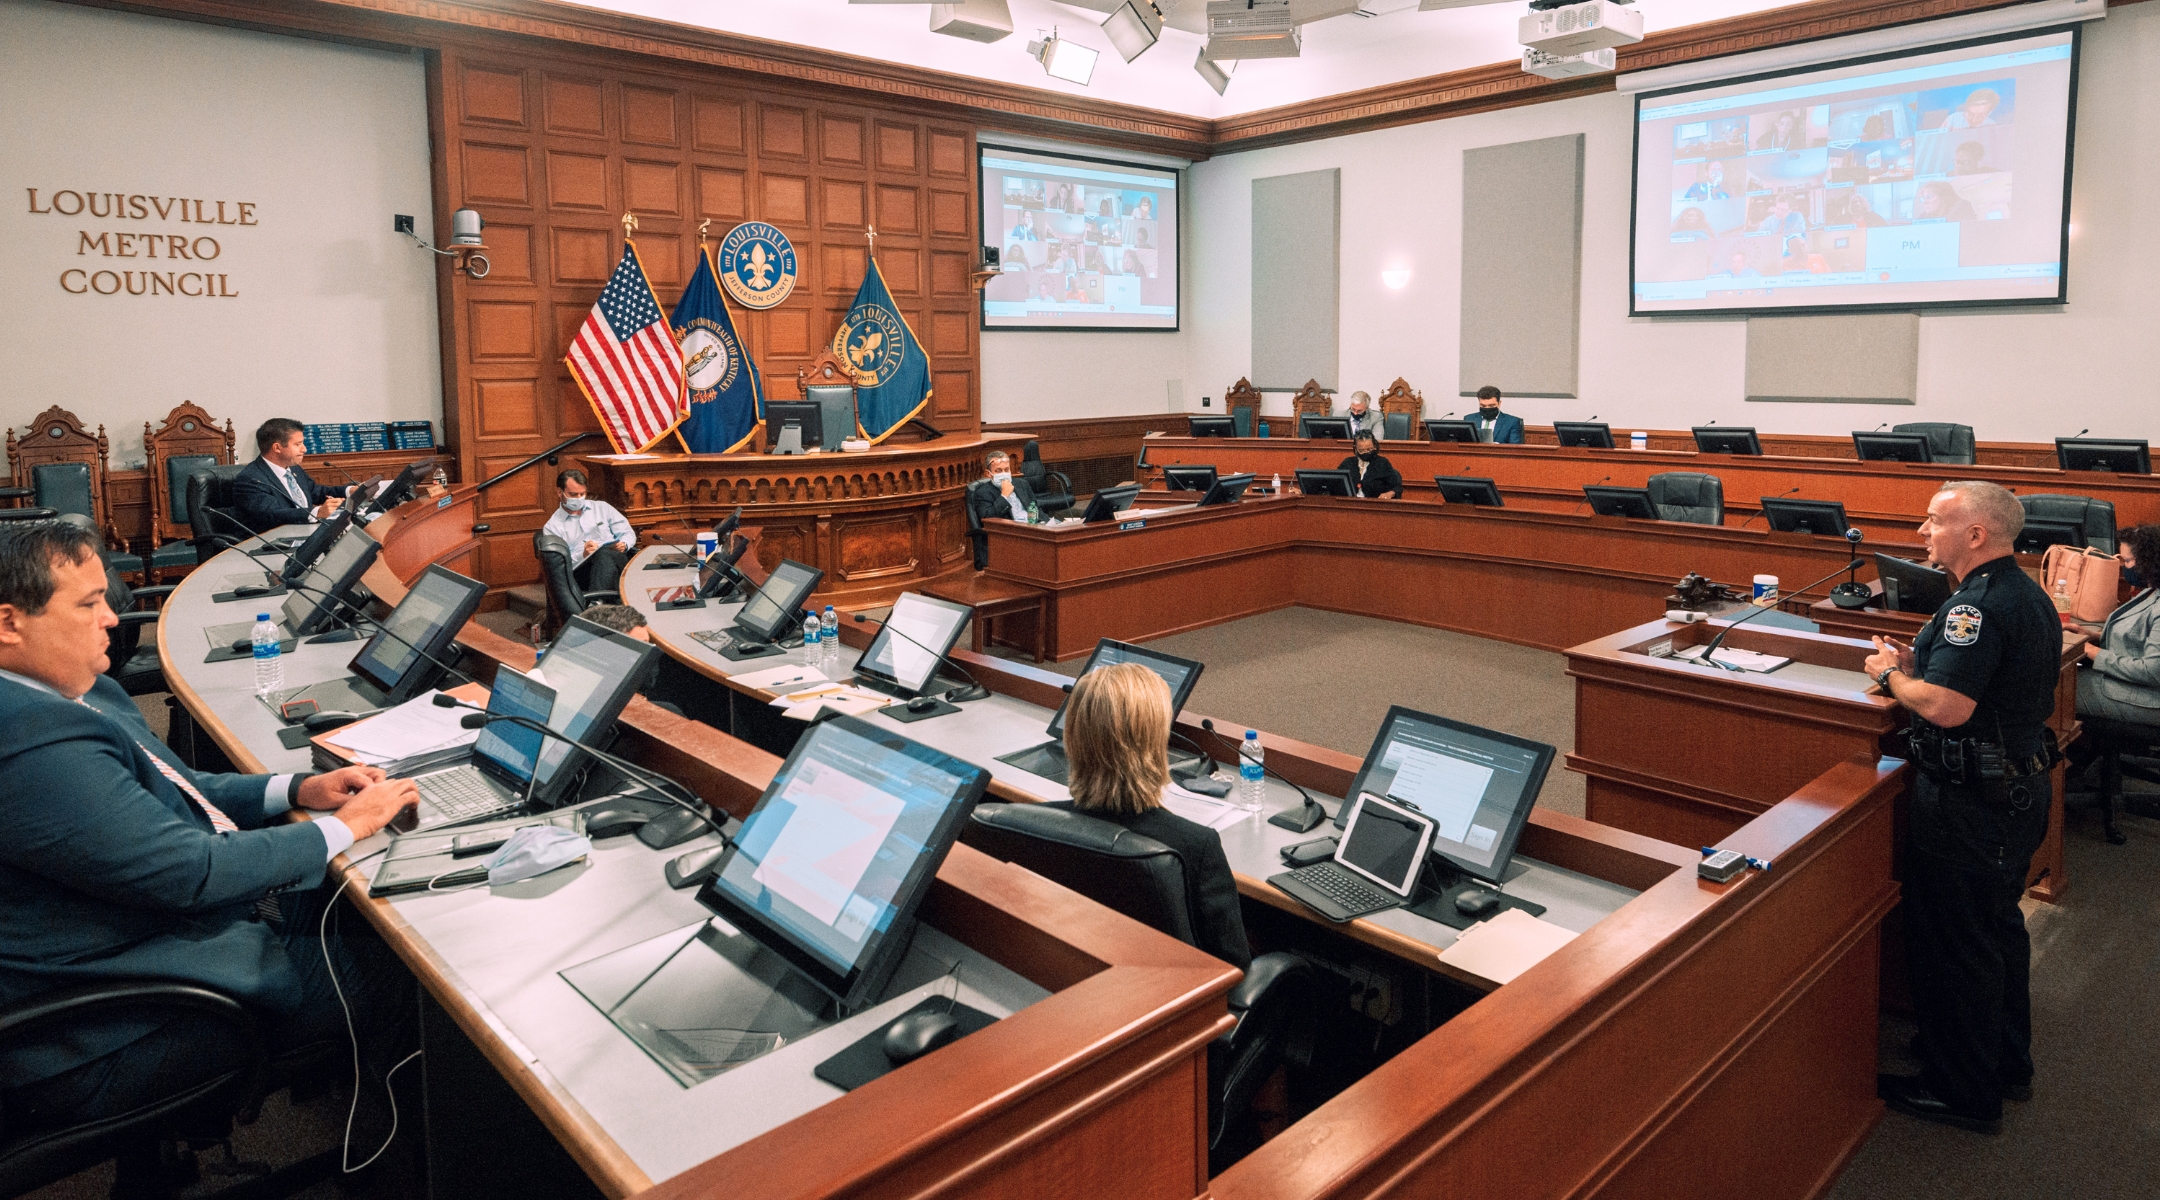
[718,222,797,310]
[1943,604,1983,645]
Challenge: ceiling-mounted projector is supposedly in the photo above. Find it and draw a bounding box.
[1206,0,1302,60]
[1522,45,1616,78]
[1520,0,1642,56]
[930,0,1012,43]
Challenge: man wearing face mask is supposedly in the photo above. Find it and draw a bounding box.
[1470,386,1524,444]
[965,451,1038,568]
[1336,433,1401,500]
[542,468,636,599]
[1343,392,1381,441]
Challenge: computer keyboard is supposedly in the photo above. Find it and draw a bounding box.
[417,766,517,822]
[1292,862,1394,912]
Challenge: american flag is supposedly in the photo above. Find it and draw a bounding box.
[565,243,687,453]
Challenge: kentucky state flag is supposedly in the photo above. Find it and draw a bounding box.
[672,248,763,454]
[832,256,931,444]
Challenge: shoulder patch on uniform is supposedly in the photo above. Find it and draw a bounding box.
[1944,604,1984,645]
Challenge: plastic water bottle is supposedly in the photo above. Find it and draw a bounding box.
[821,605,839,668]
[251,613,283,696]
[1026,501,1041,524]
[801,611,820,654]
[1237,730,1266,814]
[1271,472,1282,496]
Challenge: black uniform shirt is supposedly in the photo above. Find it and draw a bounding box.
[1336,453,1402,499]
[1911,555,2059,749]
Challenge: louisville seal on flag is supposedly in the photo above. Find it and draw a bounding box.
[832,255,931,444]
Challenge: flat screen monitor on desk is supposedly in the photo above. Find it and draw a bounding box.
[694,535,753,601]
[1875,553,1951,614]
[1553,422,1613,450]
[282,523,380,637]
[1295,469,1355,498]
[1583,485,1657,520]
[1187,415,1236,438]
[1300,416,1353,440]
[1196,473,1255,508]
[281,507,354,582]
[2057,438,2151,475]
[364,459,436,518]
[348,565,488,703]
[1080,484,1142,522]
[997,638,1205,785]
[1852,431,1933,463]
[766,400,823,453]
[1760,497,1851,538]
[855,592,971,698]
[1434,476,1503,506]
[1424,420,1477,444]
[720,558,825,658]
[1692,426,1761,456]
[1336,706,1556,887]
[1162,465,1217,493]
[2014,518,2086,555]
[528,616,662,801]
[697,714,990,1013]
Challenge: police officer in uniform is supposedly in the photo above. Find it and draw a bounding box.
[1864,481,2060,1133]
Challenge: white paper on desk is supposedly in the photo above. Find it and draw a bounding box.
[781,693,888,721]
[730,665,830,691]
[1163,789,1252,831]
[1670,645,1791,673]
[324,690,480,766]
[1435,907,1579,985]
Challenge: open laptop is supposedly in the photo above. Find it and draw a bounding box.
[262,564,487,722]
[404,666,558,829]
[996,639,1204,785]
[1269,792,1436,922]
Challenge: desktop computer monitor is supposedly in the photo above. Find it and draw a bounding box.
[1874,553,1952,614]
[2057,438,2151,474]
[1162,465,1218,493]
[282,523,380,636]
[2015,519,2086,555]
[696,714,990,1013]
[528,616,662,804]
[1187,415,1237,438]
[854,592,971,698]
[1434,476,1504,506]
[1335,706,1555,887]
[1300,416,1353,440]
[1760,497,1851,538]
[735,558,824,645]
[282,508,354,582]
[1295,469,1355,498]
[1692,426,1761,455]
[1046,640,1203,742]
[1553,422,1613,449]
[369,459,437,516]
[1583,485,1658,519]
[767,400,823,453]
[1080,484,1142,522]
[1424,420,1477,444]
[694,536,752,601]
[1852,431,1933,463]
[347,565,488,704]
[1196,473,1255,507]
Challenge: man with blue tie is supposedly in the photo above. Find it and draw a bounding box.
[0,521,419,1133]
[1470,386,1525,444]
[231,417,356,535]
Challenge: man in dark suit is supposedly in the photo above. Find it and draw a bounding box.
[231,417,355,534]
[965,451,1038,569]
[1336,433,1402,500]
[1470,386,1525,444]
[0,521,419,1129]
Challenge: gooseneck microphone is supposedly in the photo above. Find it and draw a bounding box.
[1570,476,1612,515]
[1740,486,1802,529]
[851,612,990,703]
[1199,717,1326,832]
[1693,558,1865,672]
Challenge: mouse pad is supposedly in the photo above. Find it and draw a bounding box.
[813,996,998,1092]
[1404,880,1547,931]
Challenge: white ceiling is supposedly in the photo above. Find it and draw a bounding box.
[581,0,1802,121]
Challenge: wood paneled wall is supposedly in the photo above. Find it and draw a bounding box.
[436,45,981,590]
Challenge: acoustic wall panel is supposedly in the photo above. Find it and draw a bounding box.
[1459,134,1583,399]
[1745,313,1918,404]
[1252,168,1340,392]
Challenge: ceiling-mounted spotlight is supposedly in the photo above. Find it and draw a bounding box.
[1102,1,1164,63]
[1027,29,1100,85]
[930,0,1012,43]
[1194,49,1232,95]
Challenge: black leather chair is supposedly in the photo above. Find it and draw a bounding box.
[143,453,222,580]
[1382,412,1413,441]
[1019,441,1074,515]
[34,461,144,578]
[962,802,1316,1171]
[1893,421,1977,466]
[2077,715,2160,846]
[1646,471,1725,525]
[536,530,621,639]
[1231,405,1254,438]
[965,497,989,571]
[2019,493,2117,553]
[184,464,247,550]
[104,556,174,698]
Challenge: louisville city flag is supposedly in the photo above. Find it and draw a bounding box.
[672,247,763,454]
[832,256,931,444]
[565,241,688,453]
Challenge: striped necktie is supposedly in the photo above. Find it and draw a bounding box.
[78,696,238,833]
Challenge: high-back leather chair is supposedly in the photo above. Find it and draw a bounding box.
[1893,422,1977,465]
[184,464,248,551]
[142,402,236,582]
[1382,412,1412,441]
[1019,441,1073,514]
[2019,493,2117,553]
[1230,405,1253,439]
[8,408,134,575]
[1646,472,1725,525]
[962,802,1316,1171]
[804,383,859,449]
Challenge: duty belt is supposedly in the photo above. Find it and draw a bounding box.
[1905,722,2056,785]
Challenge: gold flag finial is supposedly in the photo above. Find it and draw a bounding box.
[697,218,712,247]
[866,224,876,252]
[621,211,640,238]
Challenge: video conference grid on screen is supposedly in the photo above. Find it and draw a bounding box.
[1632,28,2076,314]
[980,148,1177,330]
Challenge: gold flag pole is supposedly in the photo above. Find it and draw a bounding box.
[697,218,712,251]
[621,211,639,243]
[865,224,876,255]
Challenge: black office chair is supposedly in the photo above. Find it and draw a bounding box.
[1892,422,1977,466]
[1645,472,1725,525]
[100,543,175,697]
[2076,715,2160,846]
[1019,441,1074,515]
[2019,493,2117,553]
[965,499,990,571]
[962,802,1316,1172]
[535,531,620,640]
[184,464,247,550]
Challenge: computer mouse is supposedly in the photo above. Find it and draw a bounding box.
[664,844,729,890]
[734,641,771,654]
[580,805,652,839]
[945,683,991,704]
[1454,888,1502,918]
[302,710,364,734]
[636,805,710,850]
[231,584,275,598]
[881,1010,961,1065]
[906,696,941,714]
[229,638,255,653]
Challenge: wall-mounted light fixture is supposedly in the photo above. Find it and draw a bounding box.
[398,208,490,277]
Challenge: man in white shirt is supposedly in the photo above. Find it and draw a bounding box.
[541,468,637,597]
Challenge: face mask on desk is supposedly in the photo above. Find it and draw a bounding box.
[487,825,591,887]
[560,497,585,514]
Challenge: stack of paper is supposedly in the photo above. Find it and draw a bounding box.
[768,683,891,721]
[1671,645,1791,672]
[1436,908,1579,985]
[1163,787,1252,831]
[325,690,480,766]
